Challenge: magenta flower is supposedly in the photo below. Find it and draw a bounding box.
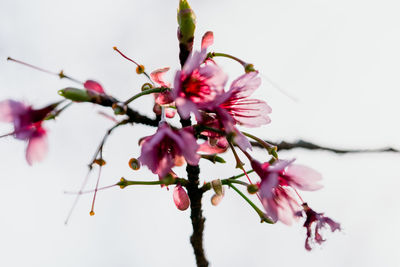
[173,49,227,120]
[0,100,57,165]
[297,203,341,251]
[251,159,323,224]
[173,184,190,211]
[138,123,200,178]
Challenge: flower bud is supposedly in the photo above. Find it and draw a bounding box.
[177,0,196,44]
[128,158,140,170]
[211,194,223,206]
[173,185,190,211]
[136,65,145,74]
[58,88,91,102]
[247,184,259,194]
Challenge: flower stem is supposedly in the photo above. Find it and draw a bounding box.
[228,182,274,224]
[124,87,168,105]
[207,52,246,66]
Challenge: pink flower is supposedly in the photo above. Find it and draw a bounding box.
[83,80,105,94]
[173,184,190,211]
[138,123,200,178]
[297,203,341,251]
[214,71,272,128]
[173,49,228,120]
[0,100,57,165]
[251,159,323,224]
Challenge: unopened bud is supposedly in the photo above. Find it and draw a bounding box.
[162,173,176,185]
[112,102,127,115]
[177,0,196,44]
[173,185,190,211]
[247,184,259,194]
[141,83,153,91]
[211,194,223,206]
[128,158,140,170]
[58,88,91,102]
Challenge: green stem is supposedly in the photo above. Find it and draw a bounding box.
[228,182,274,224]
[124,87,169,105]
[208,52,246,66]
[241,131,278,159]
[117,177,188,188]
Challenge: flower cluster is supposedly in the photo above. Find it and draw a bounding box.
[0,0,341,255]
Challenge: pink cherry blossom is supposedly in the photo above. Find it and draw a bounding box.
[83,80,105,94]
[212,71,272,128]
[297,203,341,251]
[0,100,56,165]
[173,49,227,120]
[173,184,190,211]
[251,159,323,224]
[138,123,200,178]
[150,67,176,118]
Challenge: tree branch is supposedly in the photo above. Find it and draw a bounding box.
[254,140,400,154]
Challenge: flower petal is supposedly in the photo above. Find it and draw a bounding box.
[84,80,105,93]
[0,100,26,123]
[25,130,48,165]
[150,67,171,87]
[201,31,214,50]
[285,164,323,191]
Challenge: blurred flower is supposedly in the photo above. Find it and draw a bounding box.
[0,100,58,165]
[297,203,341,251]
[138,123,199,178]
[251,159,323,224]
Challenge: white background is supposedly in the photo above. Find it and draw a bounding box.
[0,0,399,266]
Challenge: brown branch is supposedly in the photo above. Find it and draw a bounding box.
[253,140,400,154]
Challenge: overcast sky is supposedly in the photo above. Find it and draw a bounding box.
[0,0,399,266]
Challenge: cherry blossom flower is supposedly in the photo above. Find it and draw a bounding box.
[138,123,200,178]
[173,184,190,211]
[297,203,341,250]
[215,71,272,128]
[251,159,323,224]
[173,49,227,120]
[0,100,58,165]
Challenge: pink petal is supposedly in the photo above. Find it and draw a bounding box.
[233,128,252,151]
[198,139,228,153]
[165,107,176,118]
[285,164,323,191]
[150,67,171,87]
[25,130,48,165]
[173,185,190,211]
[175,97,201,120]
[179,130,200,165]
[0,100,26,122]
[227,99,272,127]
[84,80,105,93]
[182,50,208,75]
[201,31,214,50]
[229,71,261,98]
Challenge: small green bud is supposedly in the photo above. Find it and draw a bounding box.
[58,88,91,102]
[117,177,127,189]
[200,154,226,164]
[211,179,224,196]
[247,184,259,194]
